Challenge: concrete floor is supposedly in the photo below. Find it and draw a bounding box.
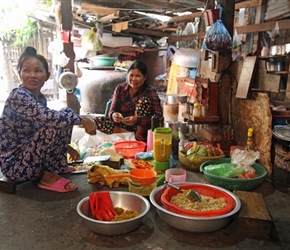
[0,159,289,250]
[0,121,289,250]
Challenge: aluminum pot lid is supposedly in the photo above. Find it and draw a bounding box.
[273,125,290,141]
[171,48,201,68]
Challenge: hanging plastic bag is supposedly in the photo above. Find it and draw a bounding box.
[81,27,103,52]
[202,6,232,52]
[267,21,279,41]
[232,28,243,49]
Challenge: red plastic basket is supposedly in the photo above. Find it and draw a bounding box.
[114,141,146,158]
[161,183,235,217]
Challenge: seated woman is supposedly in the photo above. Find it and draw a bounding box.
[0,47,97,193]
[93,60,163,141]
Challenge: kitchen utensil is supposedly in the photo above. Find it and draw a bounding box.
[153,127,172,170]
[149,183,241,233]
[114,141,146,158]
[161,182,235,217]
[165,168,186,183]
[77,191,150,235]
[58,68,78,93]
[90,57,117,67]
[171,48,201,68]
[104,169,157,185]
[164,181,201,202]
[273,125,290,150]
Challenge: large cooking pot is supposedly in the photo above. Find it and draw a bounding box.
[273,125,290,150]
[171,47,201,68]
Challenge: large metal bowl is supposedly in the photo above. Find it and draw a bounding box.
[149,183,241,233]
[77,191,150,235]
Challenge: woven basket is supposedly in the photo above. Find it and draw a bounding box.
[178,151,225,171]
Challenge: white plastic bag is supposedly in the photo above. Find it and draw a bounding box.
[231,149,260,172]
[78,131,135,152]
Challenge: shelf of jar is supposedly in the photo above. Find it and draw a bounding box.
[182,113,219,123]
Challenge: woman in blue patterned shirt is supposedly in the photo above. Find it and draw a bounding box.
[0,47,97,192]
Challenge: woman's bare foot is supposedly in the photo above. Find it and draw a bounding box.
[40,171,77,191]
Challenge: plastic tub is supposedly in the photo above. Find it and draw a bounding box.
[161,183,235,217]
[200,158,268,191]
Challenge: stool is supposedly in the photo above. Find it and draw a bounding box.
[0,172,24,194]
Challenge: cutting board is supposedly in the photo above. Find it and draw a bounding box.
[236,56,258,98]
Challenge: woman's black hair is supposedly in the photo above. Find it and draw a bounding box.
[17,46,49,73]
[127,60,149,86]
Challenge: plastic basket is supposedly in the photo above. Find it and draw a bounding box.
[114,141,146,158]
[178,151,225,171]
[161,183,235,217]
[200,158,268,191]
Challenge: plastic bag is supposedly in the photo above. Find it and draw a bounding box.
[232,28,243,49]
[78,131,135,152]
[267,21,280,41]
[81,28,103,52]
[202,6,232,52]
[231,148,260,172]
[204,163,245,178]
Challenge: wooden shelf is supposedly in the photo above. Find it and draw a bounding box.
[182,113,219,123]
[259,55,288,60]
[267,71,290,75]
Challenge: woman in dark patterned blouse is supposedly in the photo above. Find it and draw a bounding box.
[93,60,163,141]
[0,47,97,192]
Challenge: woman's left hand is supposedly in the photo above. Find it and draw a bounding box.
[122,116,138,126]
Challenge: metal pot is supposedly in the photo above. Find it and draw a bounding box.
[273,125,290,150]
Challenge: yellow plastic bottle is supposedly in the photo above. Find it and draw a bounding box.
[245,128,254,150]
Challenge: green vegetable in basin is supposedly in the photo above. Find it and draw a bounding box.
[204,163,245,178]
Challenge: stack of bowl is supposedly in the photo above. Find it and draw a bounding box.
[149,183,241,233]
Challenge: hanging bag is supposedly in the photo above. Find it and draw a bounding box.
[202,5,232,52]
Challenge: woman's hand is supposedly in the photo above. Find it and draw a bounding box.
[67,144,80,161]
[112,112,124,123]
[122,116,138,126]
[81,116,97,135]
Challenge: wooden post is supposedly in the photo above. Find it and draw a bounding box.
[60,0,80,114]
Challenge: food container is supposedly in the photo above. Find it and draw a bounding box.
[200,158,268,191]
[90,57,117,67]
[105,169,157,186]
[149,183,241,233]
[161,183,235,217]
[76,191,150,235]
[114,141,146,158]
[273,125,290,150]
[129,179,157,197]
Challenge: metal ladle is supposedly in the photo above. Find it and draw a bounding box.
[164,181,201,202]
